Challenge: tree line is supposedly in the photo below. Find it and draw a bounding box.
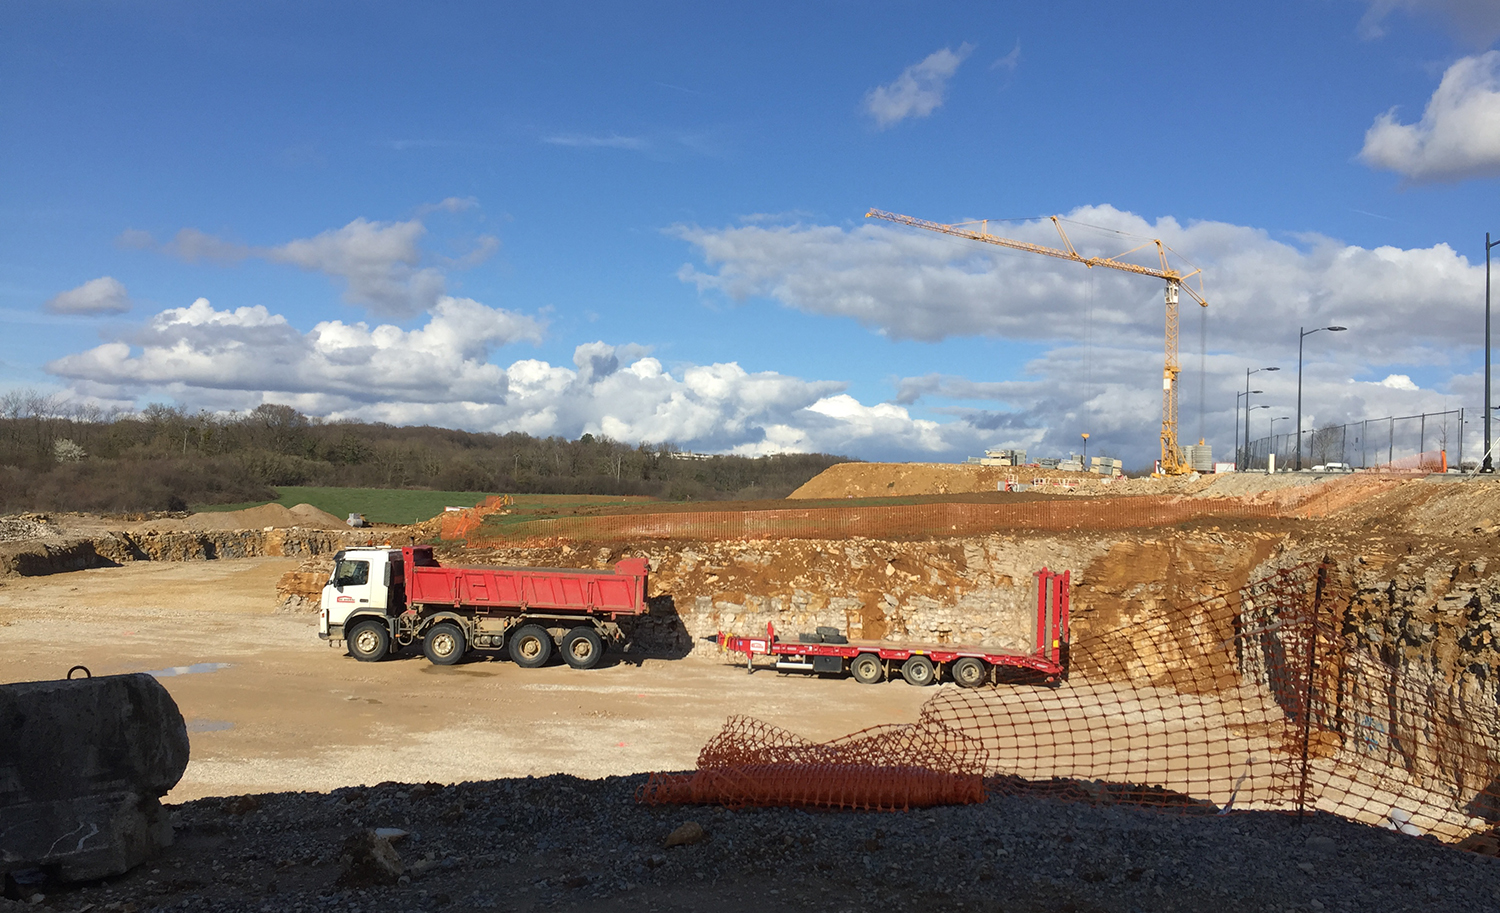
[0,391,853,513]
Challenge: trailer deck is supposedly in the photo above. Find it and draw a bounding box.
[715,567,1069,686]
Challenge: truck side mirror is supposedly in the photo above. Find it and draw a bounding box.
[382,563,392,587]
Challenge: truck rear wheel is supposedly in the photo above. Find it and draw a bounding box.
[347,620,390,662]
[851,653,884,684]
[423,622,467,666]
[952,656,988,688]
[562,627,604,670]
[509,624,553,668]
[901,655,936,686]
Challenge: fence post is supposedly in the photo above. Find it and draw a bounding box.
[1297,561,1329,822]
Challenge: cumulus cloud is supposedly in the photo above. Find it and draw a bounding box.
[42,298,983,459]
[44,276,132,315]
[1358,0,1500,46]
[1360,52,1500,183]
[673,207,1486,464]
[864,44,974,128]
[120,210,500,319]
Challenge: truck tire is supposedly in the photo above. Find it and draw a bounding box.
[347,619,390,662]
[850,653,884,684]
[901,655,936,686]
[509,624,553,668]
[952,656,988,688]
[562,627,604,670]
[422,622,467,666]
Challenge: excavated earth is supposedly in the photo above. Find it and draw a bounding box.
[8,474,1500,909]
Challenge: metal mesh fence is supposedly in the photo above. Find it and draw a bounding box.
[643,562,1500,844]
[1241,409,1465,472]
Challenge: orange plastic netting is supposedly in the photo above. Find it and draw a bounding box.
[641,562,1500,846]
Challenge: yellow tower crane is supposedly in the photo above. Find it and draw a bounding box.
[865,208,1209,475]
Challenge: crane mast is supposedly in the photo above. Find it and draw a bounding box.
[865,209,1208,475]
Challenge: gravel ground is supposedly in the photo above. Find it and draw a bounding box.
[9,776,1500,913]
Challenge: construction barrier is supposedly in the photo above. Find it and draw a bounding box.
[642,562,1500,847]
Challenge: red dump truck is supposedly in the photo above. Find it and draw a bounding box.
[714,568,1070,687]
[318,545,650,668]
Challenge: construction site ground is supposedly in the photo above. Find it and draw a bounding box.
[7,467,1500,909]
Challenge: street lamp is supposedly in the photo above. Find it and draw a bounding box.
[1239,366,1276,470]
[1246,404,1270,469]
[1296,327,1347,471]
[1235,389,1262,469]
[1485,233,1499,472]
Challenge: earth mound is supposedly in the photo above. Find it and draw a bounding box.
[787,462,1102,499]
[144,502,349,532]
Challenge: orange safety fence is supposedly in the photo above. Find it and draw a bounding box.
[440,495,513,540]
[641,562,1500,849]
[1368,449,1448,474]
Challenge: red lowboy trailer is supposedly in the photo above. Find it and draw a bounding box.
[714,568,1069,687]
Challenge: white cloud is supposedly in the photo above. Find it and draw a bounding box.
[42,298,986,459]
[121,210,499,319]
[1379,373,1419,390]
[265,218,448,317]
[864,44,974,129]
[673,207,1487,464]
[542,133,651,150]
[991,42,1021,73]
[1359,52,1500,183]
[44,277,132,315]
[1358,1,1500,46]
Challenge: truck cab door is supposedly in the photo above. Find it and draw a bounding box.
[329,556,376,619]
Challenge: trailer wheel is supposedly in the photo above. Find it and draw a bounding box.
[851,653,884,684]
[952,657,988,688]
[347,620,390,662]
[509,624,553,668]
[901,655,936,686]
[562,627,604,670]
[422,622,467,666]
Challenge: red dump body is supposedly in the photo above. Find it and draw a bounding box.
[401,546,650,618]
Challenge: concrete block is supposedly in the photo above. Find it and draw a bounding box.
[0,672,189,881]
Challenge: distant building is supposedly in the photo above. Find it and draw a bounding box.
[978,448,1028,467]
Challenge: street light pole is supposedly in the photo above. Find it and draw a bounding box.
[1296,326,1347,471]
[1248,405,1270,469]
[1485,233,1499,472]
[1243,367,1278,471]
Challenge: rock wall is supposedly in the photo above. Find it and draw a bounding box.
[0,528,370,578]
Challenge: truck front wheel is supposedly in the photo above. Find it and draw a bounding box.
[509,624,553,668]
[423,622,467,666]
[561,627,604,670]
[347,620,390,662]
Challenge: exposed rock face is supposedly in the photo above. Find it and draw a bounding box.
[0,529,359,578]
[0,673,189,881]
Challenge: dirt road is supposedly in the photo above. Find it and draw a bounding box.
[0,558,932,802]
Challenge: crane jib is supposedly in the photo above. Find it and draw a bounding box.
[866,207,1209,475]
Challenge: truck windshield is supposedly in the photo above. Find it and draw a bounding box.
[334,559,370,587]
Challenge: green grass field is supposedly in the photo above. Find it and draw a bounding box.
[193,487,504,525]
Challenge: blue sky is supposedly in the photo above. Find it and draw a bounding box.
[4,1,1500,466]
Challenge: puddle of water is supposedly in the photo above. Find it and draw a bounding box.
[186,718,234,732]
[144,662,233,678]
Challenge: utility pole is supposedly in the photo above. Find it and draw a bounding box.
[1485,233,1499,472]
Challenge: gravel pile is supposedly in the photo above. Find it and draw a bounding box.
[0,515,52,543]
[11,775,1499,912]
